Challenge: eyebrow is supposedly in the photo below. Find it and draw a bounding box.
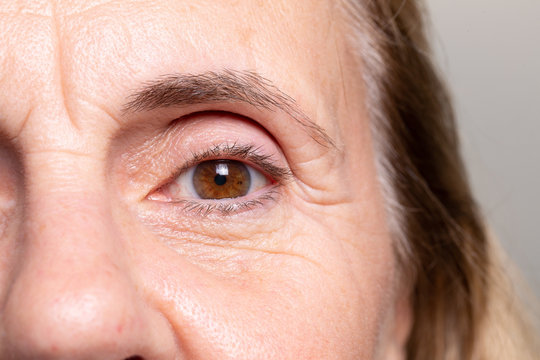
[123,69,335,148]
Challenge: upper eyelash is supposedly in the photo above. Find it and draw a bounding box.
[173,142,292,185]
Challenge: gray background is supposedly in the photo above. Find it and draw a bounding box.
[426,1,539,295]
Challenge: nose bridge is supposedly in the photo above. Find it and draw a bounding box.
[22,183,121,279]
[19,150,115,268]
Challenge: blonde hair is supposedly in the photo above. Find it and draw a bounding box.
[340,0,539,358]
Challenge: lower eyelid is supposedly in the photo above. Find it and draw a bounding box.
[180,185,281,216]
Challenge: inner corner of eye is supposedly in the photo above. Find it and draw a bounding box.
[146,186,169,202]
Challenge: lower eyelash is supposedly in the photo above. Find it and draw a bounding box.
[178,187,280,216]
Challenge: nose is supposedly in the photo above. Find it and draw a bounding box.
[0,167,177,359]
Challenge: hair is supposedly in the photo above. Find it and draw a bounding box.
[339,1,539,359]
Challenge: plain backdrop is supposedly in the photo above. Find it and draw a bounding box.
[426,1,540,295]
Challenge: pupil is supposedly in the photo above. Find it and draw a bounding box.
[214,174,227,186]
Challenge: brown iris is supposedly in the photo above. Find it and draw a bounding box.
[193,160,251,199]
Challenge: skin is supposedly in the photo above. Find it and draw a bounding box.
[0,1,411,359]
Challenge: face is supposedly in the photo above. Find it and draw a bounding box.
[0,1,410,359]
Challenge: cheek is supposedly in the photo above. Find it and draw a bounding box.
[121,201,396,360]
[280,214,397,359]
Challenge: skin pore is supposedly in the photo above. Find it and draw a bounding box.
[0,1,411,359]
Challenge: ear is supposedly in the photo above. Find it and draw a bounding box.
[378,285,413,360]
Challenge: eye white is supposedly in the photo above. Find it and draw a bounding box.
[244,163,268,194]
[173,165,198,198]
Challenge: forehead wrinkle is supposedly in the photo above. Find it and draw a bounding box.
[3,0,346,147]
[0,0,53,17]
[55,0,133,18]
[0,9,58,139]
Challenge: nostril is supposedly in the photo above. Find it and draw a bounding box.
[125,356,144,360]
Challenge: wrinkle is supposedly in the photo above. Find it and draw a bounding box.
[24,148,93,158]
[1,0,121,18]
[0,11,51,19]
[0,1,53,18]
[335,39,349,112]
[159,231,331,276]
[12,108,34,141]
[76,97,120,125]
[59,0,120,18]
[50,0,78,130]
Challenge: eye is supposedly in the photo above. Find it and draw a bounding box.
[155,159,271,202]
[145,142,292,215]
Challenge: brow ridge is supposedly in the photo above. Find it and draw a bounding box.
[123,69,335,149]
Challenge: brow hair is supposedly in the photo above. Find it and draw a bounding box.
[123,69,336,148]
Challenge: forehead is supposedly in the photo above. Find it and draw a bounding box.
[0,0,347,134]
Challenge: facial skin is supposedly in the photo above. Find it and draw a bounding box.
[0,1,410,359]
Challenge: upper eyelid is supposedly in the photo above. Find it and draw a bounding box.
[159,110,293,182]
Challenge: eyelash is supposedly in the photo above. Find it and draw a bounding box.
[180,188,280,216]
[150,143,292,216]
